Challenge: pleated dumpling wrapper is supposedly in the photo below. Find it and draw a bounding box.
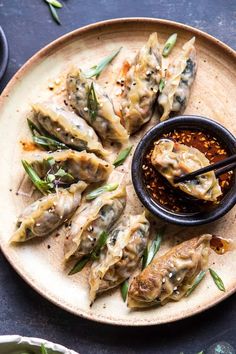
[158,37,197,121]
[151,139,222,201]
[66,68,129,144]
[10,181,87,243]
[120,32,162,134]
[32,102,108,157]
[89,213,150,303]
[24,150,113,184]
[64,187,126,261]
[128,234,212,308]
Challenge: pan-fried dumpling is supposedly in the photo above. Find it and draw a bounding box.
[64,187,126,260]
[151,139,222,201]
[32,102,108,157]
[128,234,212,308]
[10,181,87,243]
[89,213,150,303]
[25,150,112,184]
[120,33,162,134]
[66,68,129,143]
[158,37,197,121]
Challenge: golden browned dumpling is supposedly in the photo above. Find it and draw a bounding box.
[10,181,87,243]
[127,234,212,308]
[158,37,197,121]
[24,150,113,184]
[32,102,108,157]
[64,187,126,261]
[120,32,162,134]
[89,213,150,303]
[151,139,222,201]
[66,68,129,144]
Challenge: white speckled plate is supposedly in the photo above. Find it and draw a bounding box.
[0,18,236,326]
[0,335,77,353]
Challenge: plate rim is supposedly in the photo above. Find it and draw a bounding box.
[0,17,236,326]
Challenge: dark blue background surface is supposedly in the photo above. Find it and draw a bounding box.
[0,1,236,353]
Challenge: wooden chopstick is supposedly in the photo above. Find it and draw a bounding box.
[174,154,236,184]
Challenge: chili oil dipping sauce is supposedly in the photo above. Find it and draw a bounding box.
[142,129,233,214]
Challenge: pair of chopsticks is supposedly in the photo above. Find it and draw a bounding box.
[174,154,236,184]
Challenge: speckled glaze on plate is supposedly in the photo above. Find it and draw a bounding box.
[0,18,235,326]
[0,335,77,353]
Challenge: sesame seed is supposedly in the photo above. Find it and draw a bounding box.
[36,223,41,226]
[84,107,89,112]
[173,286,178,291]
[162,278,166,283]
[56,128,61,131]
[169,272,173,278]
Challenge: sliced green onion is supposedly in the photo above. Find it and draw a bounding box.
[27,118,42,135]
[113,146,133,168]
[69,231,109,275]
[121,280,129,302]
[46,0,63,8]
[48,3,61,25]
[85,47,122,79]
[209,268,225,292]
[22,160,51,195]
[28,118,68,151]
[162,33,177,57]
[68,256,90,275]
[87,82,99,121]
[41,344,49,354]
[159,79,165,92]
[186,270,206,297]
[91,231,109,260]
[86,183,119,201]
[142,226,165,269]
[33,135,68,151]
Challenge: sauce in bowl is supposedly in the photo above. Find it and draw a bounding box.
[142,129,233,214]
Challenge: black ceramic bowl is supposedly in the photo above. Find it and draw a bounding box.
[132,115,236,226]
[0,26,8,81]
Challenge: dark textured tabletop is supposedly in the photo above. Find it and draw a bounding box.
[0,1,236,353]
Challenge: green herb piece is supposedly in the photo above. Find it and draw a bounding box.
[69,231,109,275]
[185,270,206,297]
[33,135,68,151]
[162,33,178,57]
[197,351,204,354]
[46,0,62,8]
[41,344,49,354]
[91,231,109,260]
[113,146,133,168]
[87,82,99,121]
[159,79,165,92]
[48,3,61,25]
[54,168,74,180]
[27,118,42,135]
[86,183,119,201]
[85,47,122,79]
[22,160,52,195]
[142,226,165,269]
[28,118,68,151]
[121,280,129,302]
[68,256,90,275]
[209,268,225,292]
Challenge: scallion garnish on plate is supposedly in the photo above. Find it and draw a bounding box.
[87,82,99,121]
[186,270,206,297]
[121,279,129,302]
[162,33,177,57]
[209,268,225,292]
[85,47,122,79]
[113,146,133,168]
[86,183,119,201]
[69,231,109,275]
[142,226,165,269]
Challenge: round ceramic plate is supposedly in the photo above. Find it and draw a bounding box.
[0,335,77,353]
[0,18,236,326]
